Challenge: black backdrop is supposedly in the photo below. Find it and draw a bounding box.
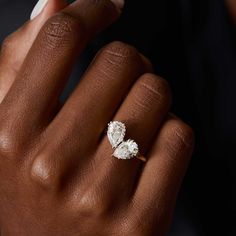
[0,0,235,235]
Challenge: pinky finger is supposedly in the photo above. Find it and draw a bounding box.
[129,115,194,235]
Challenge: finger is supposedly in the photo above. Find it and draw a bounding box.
[0,0,68,102]
[86,74,172,207]
[0,0,121,143]
[30,42,150,189]
[130,116,194,235]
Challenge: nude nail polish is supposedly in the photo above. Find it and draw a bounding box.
[30,0,49,20]
[110,0,125,10]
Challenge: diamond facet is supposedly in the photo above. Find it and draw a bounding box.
[113,139,139,160]
[107,121,126,148]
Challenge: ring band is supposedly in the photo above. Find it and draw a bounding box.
[136,155,147,162]
[107,121,146,162]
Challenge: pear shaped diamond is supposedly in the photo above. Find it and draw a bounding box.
[107,121,126,148]
[113,139,139,160]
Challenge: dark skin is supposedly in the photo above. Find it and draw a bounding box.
[0,0,195,235]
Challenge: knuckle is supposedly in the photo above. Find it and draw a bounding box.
[134,74,172,110]
[173,121,194,146]
[166,119,195,155]
[142,74,171,102]
[101,41,140,67]
[31,154,57,189]
[40,13,84,49]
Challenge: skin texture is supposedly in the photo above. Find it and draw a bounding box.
[0,0,194,235]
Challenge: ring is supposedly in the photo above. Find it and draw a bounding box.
[107,121,146,162]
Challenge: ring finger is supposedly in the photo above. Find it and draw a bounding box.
[90,73,172,208]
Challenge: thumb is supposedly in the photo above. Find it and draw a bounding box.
[0,0,68,102]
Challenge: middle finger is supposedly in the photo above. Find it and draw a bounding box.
[91,73,172,203]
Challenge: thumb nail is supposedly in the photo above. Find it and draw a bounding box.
[30,0,49,20]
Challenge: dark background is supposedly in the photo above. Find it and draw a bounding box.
[0,0,235,235]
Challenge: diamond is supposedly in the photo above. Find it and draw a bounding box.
[107,121,126,148]
[113,139,139,160]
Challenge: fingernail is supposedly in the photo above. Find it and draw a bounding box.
[30,0,49,20]
[110,0,125,10]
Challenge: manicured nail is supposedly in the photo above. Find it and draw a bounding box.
[30,0,49,20]
[110,0,125,10]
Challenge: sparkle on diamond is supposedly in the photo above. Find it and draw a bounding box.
[107,121,126,148]
[113,139,139,160]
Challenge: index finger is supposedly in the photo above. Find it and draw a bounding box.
[0,0,121,140]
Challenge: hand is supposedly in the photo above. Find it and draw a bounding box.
[0,0,194,235]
